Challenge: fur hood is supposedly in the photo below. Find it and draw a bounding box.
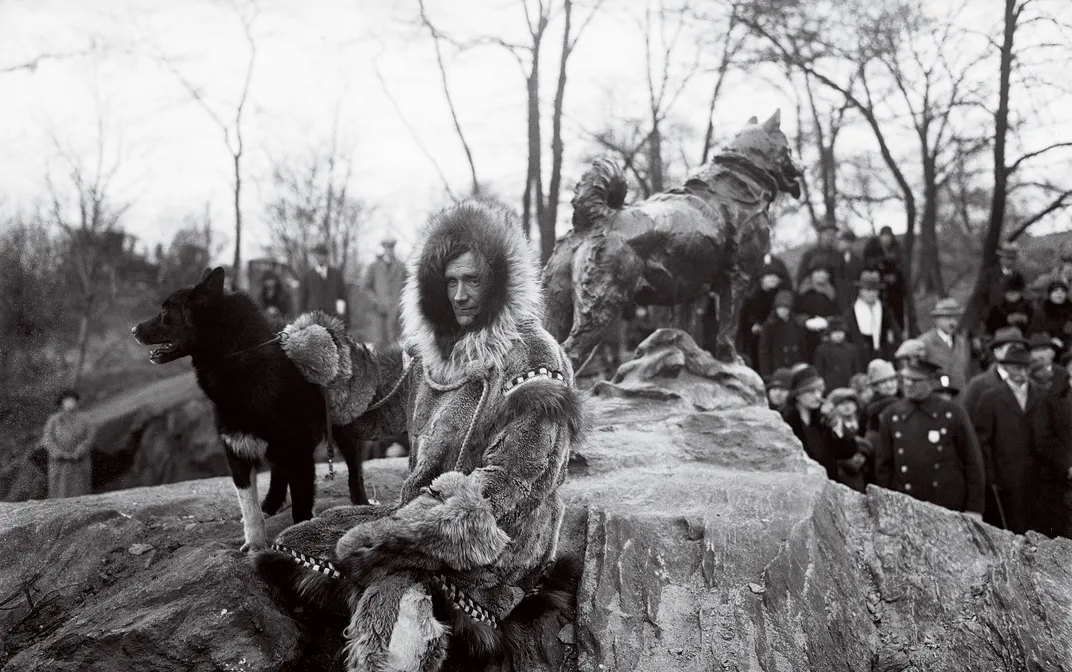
[401,200,545,382]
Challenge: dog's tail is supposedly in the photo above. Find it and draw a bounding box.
[571,157,627,231]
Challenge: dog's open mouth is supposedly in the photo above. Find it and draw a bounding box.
[149,342,177,362]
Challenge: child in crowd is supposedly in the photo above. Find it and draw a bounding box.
[814,316,860,389]
[825,387,869,491]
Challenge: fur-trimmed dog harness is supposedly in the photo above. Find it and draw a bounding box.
[503,367,566,394]
[270,543,500,628]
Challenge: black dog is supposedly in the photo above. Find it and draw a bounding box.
[132,267,369,552]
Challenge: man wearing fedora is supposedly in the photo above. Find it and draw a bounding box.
[960,326,1027,417]
[843,269,901,371]
[920,297,972,391]
[982,241,1025,311]
[874,358,985,517]
[363,236,406,346]
[973,343,1041,532]
[299,243,349,324]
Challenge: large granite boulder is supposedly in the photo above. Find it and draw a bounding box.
[2,329,1070,671]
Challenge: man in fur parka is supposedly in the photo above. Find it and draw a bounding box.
[256,200,585,672]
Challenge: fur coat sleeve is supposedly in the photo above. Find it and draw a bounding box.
[336,372,582,578]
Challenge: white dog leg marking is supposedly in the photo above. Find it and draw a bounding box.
[221,432,268,461]
[235,480,267,553]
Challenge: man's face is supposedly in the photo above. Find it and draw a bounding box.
[445,250,486,328]
[1031,348,1055,367]
[819,230,836,248]
[313,251,329,267]
[760,274,781,291]
[936,316,958,333]
[900,370,933,401]
[775,305,791,320]
[768,387,788,407]
[811,269,831,287]
[829,330,846,343]
[859,288,879,305]
[1050,287,1068,304]
[876,378,899,397]
[1004,290,1022,303]
[1003,362,1029,385]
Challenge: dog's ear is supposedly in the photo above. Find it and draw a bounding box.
[762,109,781,132]
[747,116,758,125]
[195,267,226,296]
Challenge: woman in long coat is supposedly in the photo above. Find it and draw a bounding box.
[41,389,96,498]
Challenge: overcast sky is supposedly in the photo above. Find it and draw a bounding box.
[1,0,1068,266]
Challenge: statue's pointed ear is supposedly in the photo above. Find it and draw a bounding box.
[762,109,782,131]
[199,267,213,283]
[747,116,758,125]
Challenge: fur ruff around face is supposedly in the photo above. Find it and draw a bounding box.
[402,200,545,383]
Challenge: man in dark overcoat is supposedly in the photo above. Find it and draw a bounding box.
[1030,361,1072,538]
[874,359,985,516]
[960,326,1027,417]
[298,243,349,325]
[973,345,1041,533]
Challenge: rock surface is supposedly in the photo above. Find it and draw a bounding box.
[2,329,1071,671]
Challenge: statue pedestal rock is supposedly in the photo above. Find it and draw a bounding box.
[2,330,1071,671]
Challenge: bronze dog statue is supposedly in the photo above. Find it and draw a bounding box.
[543,110,803,368]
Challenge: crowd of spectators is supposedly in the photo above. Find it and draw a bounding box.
[753,226,1072,538]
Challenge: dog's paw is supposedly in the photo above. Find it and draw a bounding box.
[241,539,268,554]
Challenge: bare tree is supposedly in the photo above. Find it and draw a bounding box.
[960,0,1072,330]
[417,0,481,197]
[694,1,749,164]
[581,0,708,198]
[46,128,129,386]
[151,1,258,290]
[264,142,365,280]
[743,0,988,331]
[415,0,602,258]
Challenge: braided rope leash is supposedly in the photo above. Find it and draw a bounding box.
[269,543,499,627]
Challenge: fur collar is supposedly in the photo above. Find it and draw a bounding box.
[401,200,544,382]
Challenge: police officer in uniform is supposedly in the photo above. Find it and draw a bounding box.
[874,358,985,517]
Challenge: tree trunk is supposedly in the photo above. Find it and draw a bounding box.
[72,303,92,387]
[649,121,664,194]
[542,0,573,264]
[961,0,1016,333]
[919,159,945,295]
[232,153,243,291]
[901,198,919,336]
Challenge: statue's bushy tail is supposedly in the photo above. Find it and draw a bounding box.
[571,157,627,231]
